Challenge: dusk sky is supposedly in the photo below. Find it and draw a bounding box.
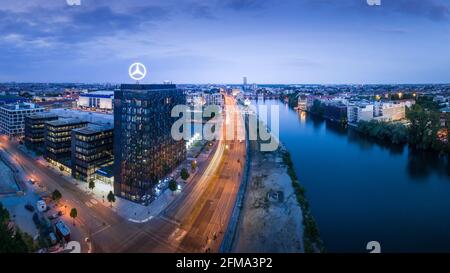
[0,0,449,84]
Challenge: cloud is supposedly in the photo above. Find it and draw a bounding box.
[0,4,171,45]
[222,0,268,11]
[299,0,449,22]
[375,27,409,34]
[389,0,449,21]
[185,2,217,19]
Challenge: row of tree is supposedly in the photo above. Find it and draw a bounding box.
[310,100,326,117]
[357,102,449,153]
[406,103,449,152]
[356,120,408,145]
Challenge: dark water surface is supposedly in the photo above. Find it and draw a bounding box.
[257,99,450,252]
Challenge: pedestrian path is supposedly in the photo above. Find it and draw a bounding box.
[21,139,217,224]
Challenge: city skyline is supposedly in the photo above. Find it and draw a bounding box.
[0,0,450,84]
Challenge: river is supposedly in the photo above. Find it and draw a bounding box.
[256,99,450,252]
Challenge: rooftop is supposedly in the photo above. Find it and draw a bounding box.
[49,108,113,124]
[0,102,43,111]
[80,90,114,98]
[27,112,58,120]
[72,123,113,135]
[46,118,88,127]
[120,84,177,91]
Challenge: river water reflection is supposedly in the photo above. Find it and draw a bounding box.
[257,99,450,252]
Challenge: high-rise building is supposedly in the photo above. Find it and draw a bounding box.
[114,84,186,204]
[24,112,59,151]
[44,118,88,170]
[0,103,45,137]
[243,76,248,86]
[71,124,114,182]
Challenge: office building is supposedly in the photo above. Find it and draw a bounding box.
[24,112,58,151]
[44,118,88,170]
[0,103,45,137]
[114,84,186,204]
[77,91,114,111]
[71,124,114,182]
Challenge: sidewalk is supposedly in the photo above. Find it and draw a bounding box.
[32,139,217,223]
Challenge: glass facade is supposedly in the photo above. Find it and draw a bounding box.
[71,125,114,182]
[114,84,186,204]
[44,119,88,166]
[24,113,58,151]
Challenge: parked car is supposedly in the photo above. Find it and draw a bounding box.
[48,211,62,220]
[55,221,71,242]
[32,213,40,226]
[25,204,35,212]
[49,232,58,245]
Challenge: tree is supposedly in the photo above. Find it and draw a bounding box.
[356,120,408,145]
[0,202,35,253]
[168,180,177,193]
[180,168,190,181]
[163,163,171,174]
[88,181,95,193]
[310,100,325,117]
[407,104,440,150]
[107,191,116,208]
[191,160,197,171]
[52,190,62,203]
[70,208,77,226]
[0,202,10,224]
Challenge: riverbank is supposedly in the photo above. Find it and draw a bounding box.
[0,157,18,194]
[280,148,324,253]
[233,137,323,253]
[258,98,450,252]
[0,149,24,195]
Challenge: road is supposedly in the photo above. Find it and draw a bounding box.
[0,135,141,252]
[118,94,247,253]
[0,94,247,253]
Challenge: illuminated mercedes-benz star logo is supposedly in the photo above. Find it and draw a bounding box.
[128,62,147,81]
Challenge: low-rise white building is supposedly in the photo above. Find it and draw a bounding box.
[347,104,374,124]
[203,93,224,108]
[297,95,308,111]
[0,103,45,136]
[186,92,224,108]
[77,91,114,111]
[374,102,406,122]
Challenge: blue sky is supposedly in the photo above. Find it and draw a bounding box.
[0,0,449,84]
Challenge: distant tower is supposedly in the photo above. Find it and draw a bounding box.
[243,76,248,91]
